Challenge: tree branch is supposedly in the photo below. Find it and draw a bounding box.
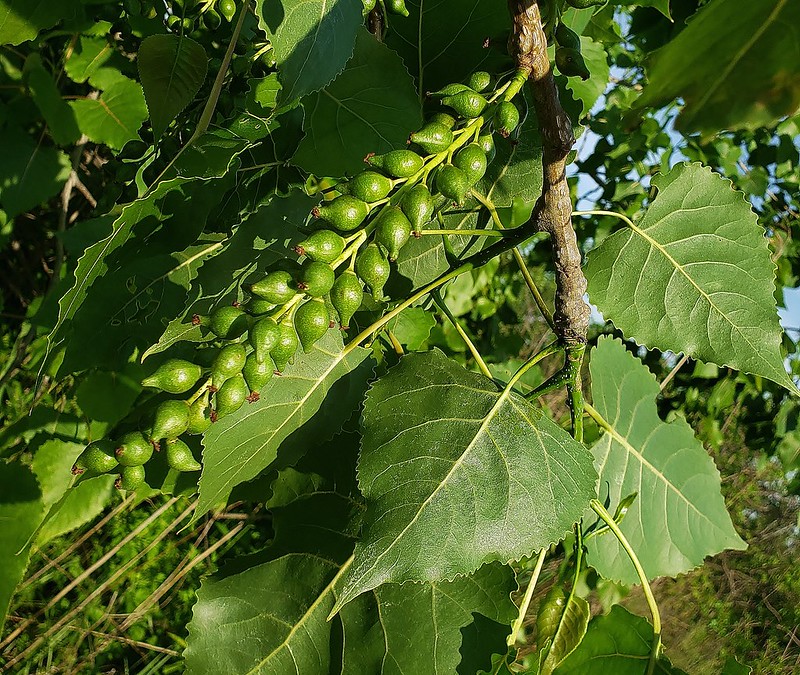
[507,0,589,347]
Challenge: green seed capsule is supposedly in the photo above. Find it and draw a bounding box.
[330,270,364,329]
[356,243,391,301]
[409,122,454,155]
[298,261,336,297]
[209,304,248,339]
[186,397,213,434]
[312,195,370,232]
[441,90,488,118]
[243,297,275,315]
[385,0,409,16]
[141,358,202,394]
[495,101,521,137]
[243,352,274,393]
[211,343,247,388]
[294,230,346,263]
[116,464,146,491]
[374,206,412,261]
[366,149,424,178]
[218,0,236,21]
[202,8,221,29]
[294,298,330,353]
[249,317,280,363]
[74,440,118,474]
[428,83,471,98]
[435,164,471,205]
[555,23,582,50]
[565,0,605,8]
[150,400,190,443]
[271,319,299,372]
[452,143,488,185]
[555,46,590,80]
[346,171,394,203]
[215,374,248,416]
[362,0,377,10]
[467,71,493,93]
[477,133,496,163]
[115,431,154,467]
[165,439,202,472]
[250,270,296,304]
[401,184,436,230]
[428,112,457,129]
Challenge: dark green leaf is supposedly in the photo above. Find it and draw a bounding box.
[0,0,76,46]
[24,53,80,145]
[138,34,208,140]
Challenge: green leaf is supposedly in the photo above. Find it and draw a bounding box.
[0,128,70,217]
[586,337,746,584]
[386,0,512,95]
[385,306,436,351]
[256,0,363,104]
[616,0,671,19]
[584,162,797,393]
[137,34,208,140]
[565,37,609,118]
[198,330,373,516]
[0,0,76,46]
[187,432,516,674]
[333,349,596,612]
[64,35,129,89]
[35,475,115,545]
[0,462,44,633]
[540,594,590,675]
[69,77,148,150]
[294,29,423,178]
[553,606,688,675]
[24,53,80,145]
[635,0,800,134]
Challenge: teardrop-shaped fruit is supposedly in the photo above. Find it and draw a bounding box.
[441,90,487,118]
[271,319,299,372]
[346,171,393,203]
[150,400,190,443]
[202,7,221,29]
[115,431,154,467]
[116,464,146,491]
[385,0,409,16]
[555,22,581,50]
[218,0,236,21]
[209,304,248,339]
[401,184,435,230]
[243,352,274,393]
[495,101,521,137]
[467,71,493,93]
[141,358,202,394]
[428,83,471,98]
[294,298,330,352]
[312,195,370,232]
[453,144,488,185]
[74,440,118,474]
[249,317,280,362]
[330,270,364,329]
[294,230,346,263]
[243,297,274,315]
[356,243,391,300]
[298,261,336,297]
[165,438,202,472]
[250,270,296,304]
[211,343,247,388]
[409,122,454,155]
[477,133,496,163]
[215,374,248,416]
[428,112,456,129]
[374,207,412,261]
[435,164,471,205]
[186,397,212,434]
[366,150,424,178]
[555,46,590,80]
[362,0,377,10]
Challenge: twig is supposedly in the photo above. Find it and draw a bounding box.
[660,353,689,391]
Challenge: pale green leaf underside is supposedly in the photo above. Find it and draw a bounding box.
[585,162,796,393]
[137,34,208,140]
[198,331,372,516]
[553,606,688,675]
[69,78,148,150]
[540,594,590,675]
[586,337,745,585]
[335,350,596,611]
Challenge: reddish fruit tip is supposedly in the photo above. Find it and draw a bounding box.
[152,440,161,452]
[191,313,202,326]
[328,320,336,328]
[482,37,491,48]
[412,230,422,238]
[499,129,510,138]
[115,447,124,457]
[71,464,84,475]
[114,477,123,489]
[246,392,260,403]
[293,245,306,256]
[311,206,321,219]
[208,385,218,393]
[232,300,241,308]
[274,370,283,376]
[210,410,219,423]
[297,282,309,291]
[363,152,375,163]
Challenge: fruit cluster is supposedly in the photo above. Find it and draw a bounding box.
[72,68,527,490]
[362,0,410,18]
[163,0,238,32]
